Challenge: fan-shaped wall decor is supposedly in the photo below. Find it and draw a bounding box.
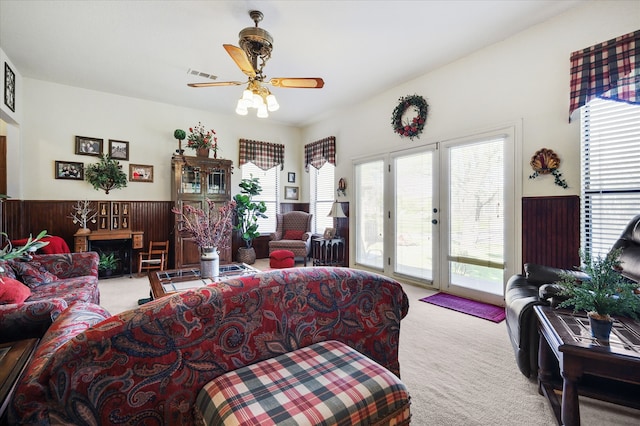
[528,148,568,188]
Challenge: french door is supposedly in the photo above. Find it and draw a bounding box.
[355,127,516,305]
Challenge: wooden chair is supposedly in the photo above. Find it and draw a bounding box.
[137,240,169,275]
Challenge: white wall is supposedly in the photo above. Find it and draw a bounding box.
[303,0,640,200]
[20,79,302,201]
[1,47,24,198]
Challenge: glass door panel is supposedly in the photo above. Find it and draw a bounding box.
[206,168,226,195]
[444,137,505,299]
[355,160,384,269]
[181,166,201,194]
[394,150,434,282]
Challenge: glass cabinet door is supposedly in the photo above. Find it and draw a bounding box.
[181,166,201,194]
[206,168,226,196]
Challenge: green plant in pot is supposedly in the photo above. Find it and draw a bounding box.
[233,176,267,265]
[85,154,128,194]
[555,248,640,341]
[98,252,120,277]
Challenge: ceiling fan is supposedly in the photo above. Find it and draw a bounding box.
[188,10,325,117]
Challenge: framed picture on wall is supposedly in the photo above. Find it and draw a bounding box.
[129,164,153,182]
[54,161,84,180]
[323,227,336,239]
[288,172,295,183]
[285,186,299,200]
[4,62,15,112]
[109,139,129,160]
[75,136,103,156]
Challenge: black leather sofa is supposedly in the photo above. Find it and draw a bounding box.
[505,214,640,378]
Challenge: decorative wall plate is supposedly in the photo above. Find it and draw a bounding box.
[530,148,560,174]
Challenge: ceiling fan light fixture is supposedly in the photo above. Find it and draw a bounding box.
[266,94,279,111]
[257,104,269,118]
[242,89,253,102]
[235,99,249,115]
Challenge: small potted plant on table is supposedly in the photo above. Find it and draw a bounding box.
[556,248,640,341]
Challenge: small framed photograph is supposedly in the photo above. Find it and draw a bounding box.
[109,139,129,160]
[5,62,15,112]
[323,227,336,239]
[54,161,84,180]
[288,172,295,183]
[129,164,153,182]
[285,186,299,200]
[75,136,103,156]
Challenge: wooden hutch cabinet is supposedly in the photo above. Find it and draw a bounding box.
[171,155,233,269]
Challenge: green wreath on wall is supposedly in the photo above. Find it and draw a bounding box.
[391,94,428,141]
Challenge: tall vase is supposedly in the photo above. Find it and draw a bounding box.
[196,147,210,158]
[200,247,219,279]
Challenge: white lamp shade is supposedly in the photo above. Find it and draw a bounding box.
[327,201,347,218]
[235,99,248,115]
[266,94,279,111]
[257,104,268,118]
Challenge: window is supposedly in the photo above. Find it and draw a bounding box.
[310,163,334,234]
[240,162,279,234]
[581,98,640,258]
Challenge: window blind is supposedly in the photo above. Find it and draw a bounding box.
[240,162,279,234]
[310,164,335,234]
[581,98,640,257]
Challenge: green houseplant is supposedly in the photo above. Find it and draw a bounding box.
[85,154,128,194]
[556,248,640,340]
[98,252,120,277]
[0,230,49,262]
[233,176,267,264]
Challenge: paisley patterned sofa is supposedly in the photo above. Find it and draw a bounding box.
[8,267,409,425]
[0,252,99,343]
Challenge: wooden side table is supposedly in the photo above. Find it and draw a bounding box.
[534,306,640,426]
[312,237,345,267]
[0,339,38,421]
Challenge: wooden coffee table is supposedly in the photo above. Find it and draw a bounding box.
[149,263,260,299]
[534,305,640,426]
[1,338,38,421]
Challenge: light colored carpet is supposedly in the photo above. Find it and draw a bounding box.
[98,263,639,425]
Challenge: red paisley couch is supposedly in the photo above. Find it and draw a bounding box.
[0,252,99,343]
[8,267,409,425]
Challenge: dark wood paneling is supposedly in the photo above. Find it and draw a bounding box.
[522,196,580,271]
[3,200,173,270]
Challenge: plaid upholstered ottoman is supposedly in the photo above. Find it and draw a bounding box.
[195,340,411,425]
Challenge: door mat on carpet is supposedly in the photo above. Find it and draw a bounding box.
[419,292,506,323]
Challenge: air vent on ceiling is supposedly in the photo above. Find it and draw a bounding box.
[187,69,217,80]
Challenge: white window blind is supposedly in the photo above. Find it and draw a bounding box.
[310,163,335,234]
[240,162,279,234]
[581,98,640,258]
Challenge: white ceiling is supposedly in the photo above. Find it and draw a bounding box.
[0,0,584,127]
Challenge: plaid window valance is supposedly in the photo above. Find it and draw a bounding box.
[239,139,285,171]
[569,30,640,122]
[304,136,336,171]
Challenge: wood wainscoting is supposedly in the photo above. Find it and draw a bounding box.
[522,195,580,271]
[2,200,173,270]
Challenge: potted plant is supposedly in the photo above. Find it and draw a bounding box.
[85,154,128,194]
[556,248,640,341]
[233,176,267,264]
[186,122,218,158]
[98,252,120,277]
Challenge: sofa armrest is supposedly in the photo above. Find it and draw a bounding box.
[22,267,408,425]
[8,302,111,424]
[0,299,68,343]
[524,263,590,285]
[31,252,99,279]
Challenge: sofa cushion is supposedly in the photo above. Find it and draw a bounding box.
[26,277,100,305]
[0,278,31,304]
[283,230,305,240]
[11,261,60,288]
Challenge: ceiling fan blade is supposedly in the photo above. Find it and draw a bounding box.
[223,44,256,78]
[268,78,325,89]
[188,81,245,88]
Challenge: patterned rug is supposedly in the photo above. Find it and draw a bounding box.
[419,292,506,323]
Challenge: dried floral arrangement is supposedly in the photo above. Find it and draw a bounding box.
[172,199,236,251]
